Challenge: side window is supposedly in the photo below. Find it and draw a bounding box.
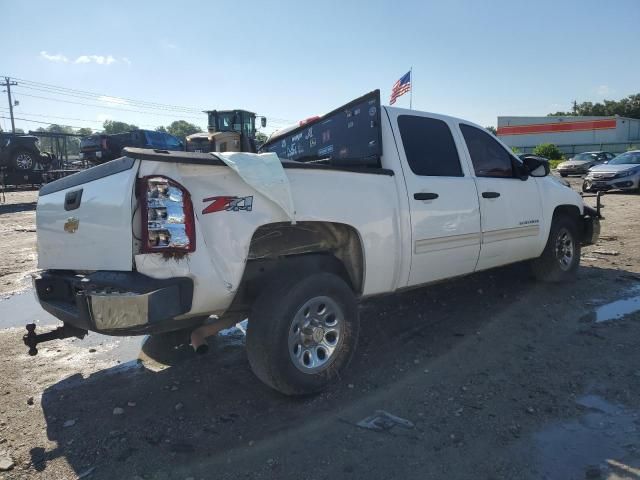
[397,115,463,176]
[460,124,514,178]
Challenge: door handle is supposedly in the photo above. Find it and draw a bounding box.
[64,189,83,211]
[482,191,500,199]
[414,192,439,201]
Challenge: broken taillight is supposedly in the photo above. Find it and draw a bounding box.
[140,176,195,253]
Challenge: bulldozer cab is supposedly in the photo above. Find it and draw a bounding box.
[186,109,258,154]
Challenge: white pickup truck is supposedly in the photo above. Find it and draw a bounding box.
[28,91,600,395]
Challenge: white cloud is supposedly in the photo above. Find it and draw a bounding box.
[40,51,69,63]
[596,85,612,96]
[122,57,132,65]
[75,55,117,65]
[98,96,128,106]
[162,41,179,51]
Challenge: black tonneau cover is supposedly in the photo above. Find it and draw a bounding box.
[260,90,383,167]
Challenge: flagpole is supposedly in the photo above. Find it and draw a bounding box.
[410,66,413,110]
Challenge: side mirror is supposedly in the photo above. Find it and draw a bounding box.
[260,117,267,128]
[522,156,550,177]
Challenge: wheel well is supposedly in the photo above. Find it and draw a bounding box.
[241,221,364,296]
[553,204,581,222]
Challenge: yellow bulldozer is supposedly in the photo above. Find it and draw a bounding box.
[185,109,266,154]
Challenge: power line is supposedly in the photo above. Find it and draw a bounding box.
[0,108,160,129]
[8,76,203,113]
[12,92,205,120]
[15,84,203,114]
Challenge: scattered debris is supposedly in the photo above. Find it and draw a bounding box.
[0,453,14,471]
[63,419,76,428]
[26,396,34,406]
[175,402,184,411]
[113,407,124,416]
[77,466,96,479]
[356,410,414,432]
[127,401,136,407]
[592,249,620,256]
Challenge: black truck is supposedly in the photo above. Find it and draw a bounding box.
[80,130,184,164]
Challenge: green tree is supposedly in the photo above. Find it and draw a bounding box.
[255,131,268,144]
[77,127,93,136]
[155,126,168,133]
[485,126,497,135]
[548,93,640,119]
[533,143,563,160]
[511,146,521,154]
[165,120,202,140]
[103,120,139,134]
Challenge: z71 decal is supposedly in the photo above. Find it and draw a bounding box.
[202,196,253,214]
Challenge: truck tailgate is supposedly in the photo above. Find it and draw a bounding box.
[37,157,138,271]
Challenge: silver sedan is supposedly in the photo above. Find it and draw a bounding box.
[582,151,640,193]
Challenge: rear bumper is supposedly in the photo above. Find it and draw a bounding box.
[34,270,200,335]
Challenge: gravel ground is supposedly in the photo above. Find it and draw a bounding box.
[0,179,639,480]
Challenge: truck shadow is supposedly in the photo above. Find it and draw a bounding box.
[31,262,638,478]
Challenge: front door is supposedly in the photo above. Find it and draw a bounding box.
[458,124,544,271]
[391,113,481,286]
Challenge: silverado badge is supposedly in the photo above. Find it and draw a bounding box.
[64,217,79,233]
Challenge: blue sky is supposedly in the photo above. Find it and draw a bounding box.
[2,0,639,134]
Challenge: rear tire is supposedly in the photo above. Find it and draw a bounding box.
[246,271,359,395]
[531,214,581,282]
[560,172,568,177]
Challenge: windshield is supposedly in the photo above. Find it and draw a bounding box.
[608,151,640,165]
[573,152,597,161]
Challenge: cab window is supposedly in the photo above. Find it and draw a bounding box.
[460,124,514,178]
[398,115,463,177]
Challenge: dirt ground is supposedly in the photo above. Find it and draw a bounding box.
[1,179,640,480]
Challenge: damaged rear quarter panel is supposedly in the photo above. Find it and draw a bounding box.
[135,160,401,319]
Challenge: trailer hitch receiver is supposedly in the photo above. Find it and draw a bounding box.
[23,323,88,356]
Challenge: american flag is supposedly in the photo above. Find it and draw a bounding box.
[389,71,411,105]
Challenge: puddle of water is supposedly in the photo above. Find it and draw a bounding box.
[595,294,640,323]
[529,394,640,479]
[0,290,58,329]
[1,288,246,376]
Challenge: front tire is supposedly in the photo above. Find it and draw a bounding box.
[560,172,568,177]
[246,271,359,395]
[531,214,581,282]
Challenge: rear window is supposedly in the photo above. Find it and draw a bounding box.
[397,115,463,177]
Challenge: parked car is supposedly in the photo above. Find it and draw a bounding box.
[0,132,53,171]
[28,90,600,395]
[80,130,184,164]
[556,151,615,177]
[582,150,640,193]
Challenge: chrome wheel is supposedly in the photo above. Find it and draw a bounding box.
[555,227,574,271]
[288,296,343,374]
[15,152,33,170]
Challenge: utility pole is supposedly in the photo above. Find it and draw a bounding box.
[2,77,18,133]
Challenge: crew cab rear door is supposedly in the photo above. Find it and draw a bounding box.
[37,157,138,271]
[388,111,481,286]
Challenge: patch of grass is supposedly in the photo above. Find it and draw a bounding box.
[549,159,563,169]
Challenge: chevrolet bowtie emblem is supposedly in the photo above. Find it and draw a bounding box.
[64,217,79,233]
